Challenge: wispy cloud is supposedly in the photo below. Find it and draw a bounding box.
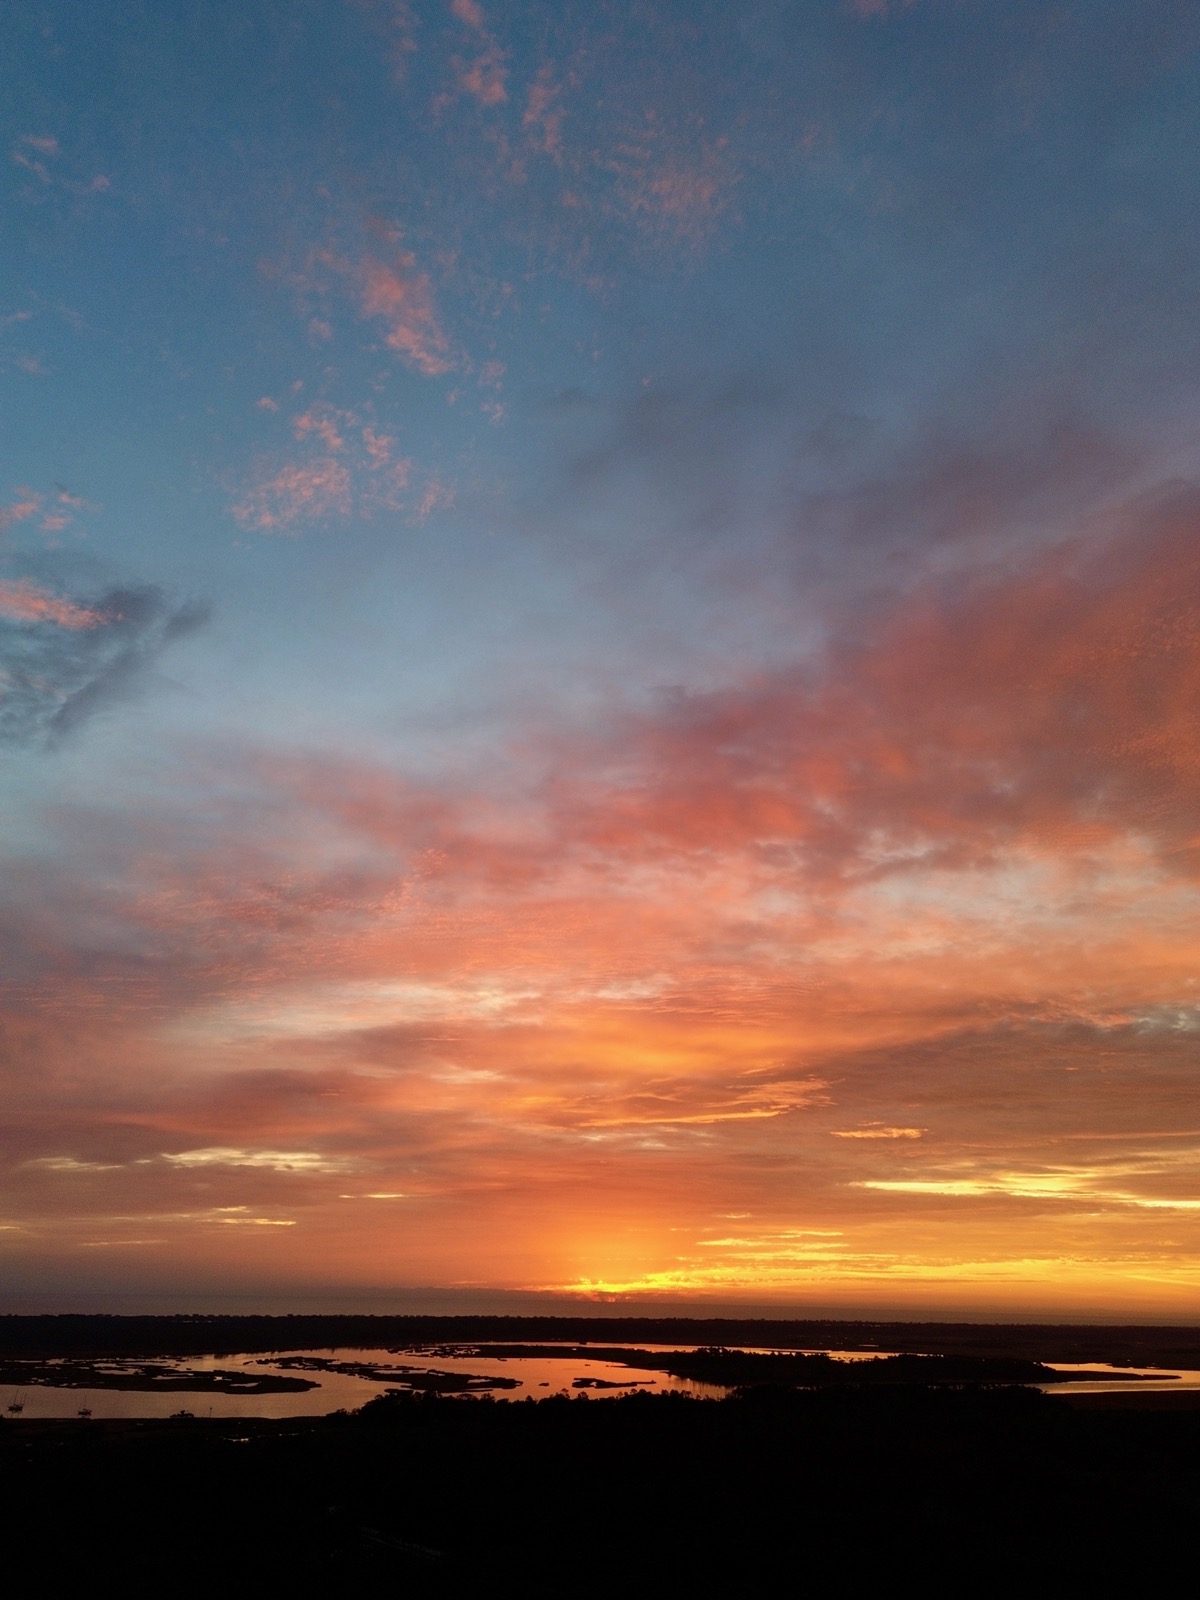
[523,68,564,160]
[0,580,210,746]
[0,578,104,630]
[833,1126,925,1140]
[160,1147,352,1174]
[11,132,109,194]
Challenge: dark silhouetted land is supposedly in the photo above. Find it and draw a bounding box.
[2,1312,1199,1366]
[4,1384,1199,1593]
[3,1316,1197,1590]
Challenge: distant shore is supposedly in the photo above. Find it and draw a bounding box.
[2,1312,1198,1369]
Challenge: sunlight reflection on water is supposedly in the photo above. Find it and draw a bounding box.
[5,1345,1198,1418]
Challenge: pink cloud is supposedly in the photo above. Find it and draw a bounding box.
[645,165,721,224]
[256,396,279,412]
[11,151,52,183]
[11,135,110,198]
[0,493,42,530]
[0,578,103,629]
[457,45,508,106]
[529,493,1200,891]
[232,418,429,529]
[12,135,59,186]
[523,70,563,159]
[346,0,420,81]
[232,458,353,531]
[276,239,453,376]
[292,406,349,452]
[450,0,485,29]
[330,252,453,376]
[361,438,414,512]
[606,123,737,252]
[361,426,395,469]
[413,475,455,520]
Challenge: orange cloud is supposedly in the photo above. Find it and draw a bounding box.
[10,493,1200,1310]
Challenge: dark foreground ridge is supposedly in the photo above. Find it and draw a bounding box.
[3,1312,1199,1365]
[4,1386,1198,1594]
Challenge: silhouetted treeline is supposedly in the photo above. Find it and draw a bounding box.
[3,1387,1198,1593]
[2,1313,1199,1366]
[471,1344,1070,1385]
[621,1347,1071,1386]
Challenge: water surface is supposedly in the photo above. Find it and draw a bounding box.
[5,1344,1195,1418]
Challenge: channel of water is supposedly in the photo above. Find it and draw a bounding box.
[5,1344,1197,1419]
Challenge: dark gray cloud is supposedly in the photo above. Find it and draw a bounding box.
[0,583,211,748]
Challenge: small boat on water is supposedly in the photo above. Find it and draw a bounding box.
[6,1390,25,1415]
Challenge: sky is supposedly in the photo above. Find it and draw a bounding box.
[3,0,1200,1320]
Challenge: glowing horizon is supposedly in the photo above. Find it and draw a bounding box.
[3,0,1200,1318]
